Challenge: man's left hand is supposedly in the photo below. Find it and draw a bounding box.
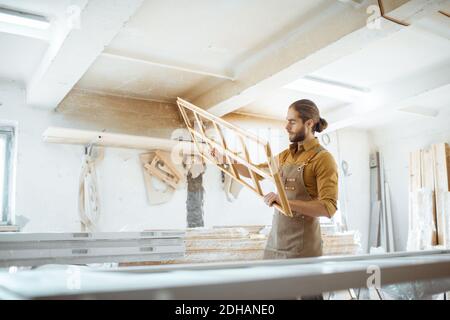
[264,192,280,207]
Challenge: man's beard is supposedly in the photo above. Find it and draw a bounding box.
[289,127,306,143]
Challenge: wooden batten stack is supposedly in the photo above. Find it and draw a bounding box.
[121,225,361,266]
[408,143,450,249]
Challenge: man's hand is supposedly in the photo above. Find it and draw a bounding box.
[264,192,280,207]
[210,148,226,164]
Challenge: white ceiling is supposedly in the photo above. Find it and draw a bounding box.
[0,32,47,83]
[0,0,70,18]
[311,24,450,88]
[237,17,450,128]
[106,0,330,74]
[352,83,450,129]
[237,88,346,120]
[0,0,448,131]
[0,0,82,84]
[75,53,222,102]
[75,0,332,102]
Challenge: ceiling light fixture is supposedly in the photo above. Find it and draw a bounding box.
[284,75,370,102]
[398,106,439,118]
[0,7,50,30]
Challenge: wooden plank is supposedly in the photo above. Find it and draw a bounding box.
[422,147,438,245]
[177,97,292,217]
[369,152,381,249]
[265,143,291,216]
[379,153,387,251]
[409,150,422,192]
[384,182,395,252]
[121,226,361,266]
[447,145,450,188]
[421,148,435,190]
[43,126,201,154]
[432,143,450,246]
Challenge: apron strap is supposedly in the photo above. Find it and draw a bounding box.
[301,146,326,168]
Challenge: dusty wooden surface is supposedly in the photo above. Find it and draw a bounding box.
[57,89,183,138]
[121,225,361,266]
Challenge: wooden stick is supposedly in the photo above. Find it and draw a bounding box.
[265,143,292,217]
[188,128,271,180]
[238,135,263,196]
[212,122,240,180]
[194,146,291,213]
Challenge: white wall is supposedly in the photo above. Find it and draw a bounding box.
[0,81,274,232]
[370,112,450,251]
[320,129,372,252]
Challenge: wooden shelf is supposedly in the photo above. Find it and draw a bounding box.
[42,127,200,154]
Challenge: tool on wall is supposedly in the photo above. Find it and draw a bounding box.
[223,173,244,202]
[78,143,103,232]
[140,150,186,205]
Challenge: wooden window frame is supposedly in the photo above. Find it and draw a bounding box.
[176,98,292,217]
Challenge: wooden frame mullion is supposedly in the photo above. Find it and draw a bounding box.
[238,135,263,196]
[191,112,218,164]
[265,143,291,217]
[188,129,271,180]
[177,98,292,217]
[212,122,240,180]
[178,104,206,167]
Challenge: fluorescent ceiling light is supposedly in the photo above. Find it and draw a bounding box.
[0,7,50,30]
[284,76,370,102]
[398,106,439,118]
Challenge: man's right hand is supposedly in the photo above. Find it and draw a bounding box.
[210,148,226,164]
[264,192,281,207]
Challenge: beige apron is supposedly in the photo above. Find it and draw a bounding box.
[263,146,325,259]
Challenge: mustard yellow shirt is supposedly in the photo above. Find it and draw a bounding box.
[259,138,338,217]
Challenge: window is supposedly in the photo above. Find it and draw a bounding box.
[0,123,16,225]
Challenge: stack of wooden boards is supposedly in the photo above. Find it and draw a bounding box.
[121,225,361,266]
[408,143,450,250]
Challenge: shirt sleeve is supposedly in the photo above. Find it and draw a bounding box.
[313,152,339,218]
